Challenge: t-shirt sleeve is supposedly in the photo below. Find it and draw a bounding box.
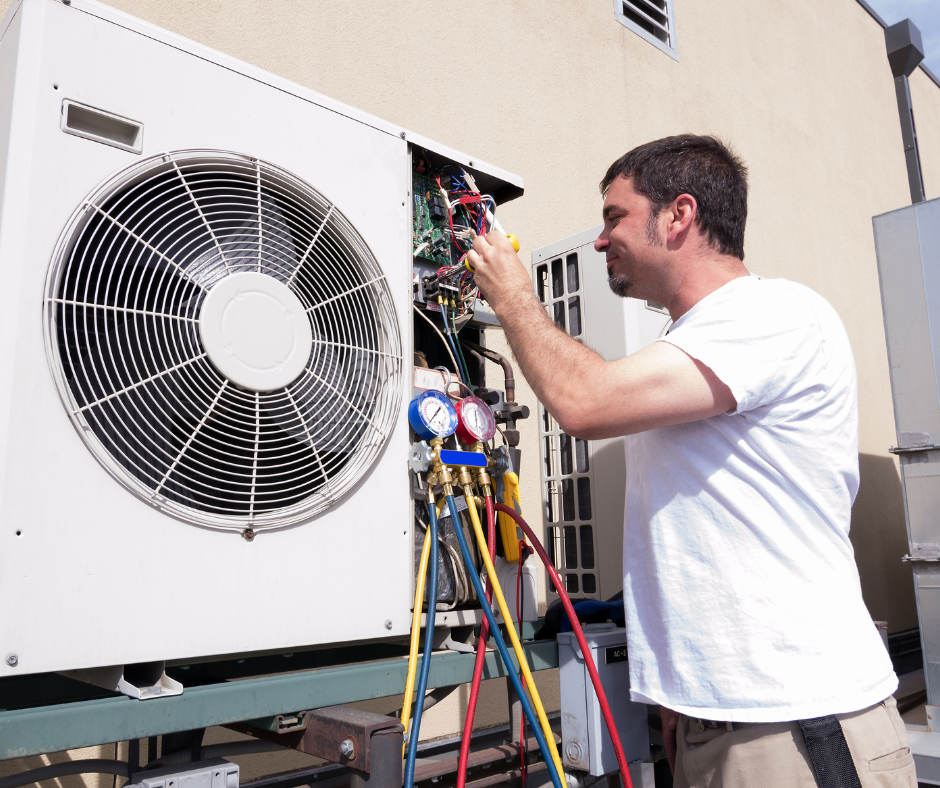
[658,285,823,415]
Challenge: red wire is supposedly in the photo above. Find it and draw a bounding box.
[456,496,498,788]
[495,504,634,788]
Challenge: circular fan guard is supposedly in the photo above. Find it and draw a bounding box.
[44,150,402,531]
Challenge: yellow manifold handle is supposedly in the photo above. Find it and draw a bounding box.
[499,471,523,562]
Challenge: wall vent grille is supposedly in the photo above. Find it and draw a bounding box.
[615,0,678,60]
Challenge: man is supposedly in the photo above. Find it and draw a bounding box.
[467,135,913,787]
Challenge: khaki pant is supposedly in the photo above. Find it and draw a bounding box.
[673,696,916,788]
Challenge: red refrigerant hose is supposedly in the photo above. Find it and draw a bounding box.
[495,503,634,788]
[456,496,498,788]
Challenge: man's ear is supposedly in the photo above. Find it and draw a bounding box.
[666,194,697,242]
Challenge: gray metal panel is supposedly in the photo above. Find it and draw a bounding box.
[874,198,940,447]
[916,564,940,704]
[875,198,940,710]
[910,728,940,784]
[557,626,649,776]
[900,451,940,547]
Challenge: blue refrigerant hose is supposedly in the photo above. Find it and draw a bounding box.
[403,498,439,788]
[444,494,563,788]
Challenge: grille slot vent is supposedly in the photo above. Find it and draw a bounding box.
[615,0,677,59]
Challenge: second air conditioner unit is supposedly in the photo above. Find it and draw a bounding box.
[532,227,671,602]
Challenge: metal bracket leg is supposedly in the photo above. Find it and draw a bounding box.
[349,728,404,788]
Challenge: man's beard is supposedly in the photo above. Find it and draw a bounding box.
[608,273,632,297]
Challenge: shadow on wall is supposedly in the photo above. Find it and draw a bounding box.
[851,453,917,633]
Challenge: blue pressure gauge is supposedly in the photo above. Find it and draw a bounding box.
[408,390,458,440]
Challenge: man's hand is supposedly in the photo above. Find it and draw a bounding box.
[467,231,532,313]
[660,706,680,775]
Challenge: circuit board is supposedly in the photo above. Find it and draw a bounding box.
[412,158,451,266]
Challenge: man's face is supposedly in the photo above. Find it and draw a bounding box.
[594,176,664,299]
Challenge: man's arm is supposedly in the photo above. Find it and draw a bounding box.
[468,233,735,439]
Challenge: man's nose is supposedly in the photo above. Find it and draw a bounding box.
[594,233,608,252]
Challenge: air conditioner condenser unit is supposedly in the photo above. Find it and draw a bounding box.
[0,0,522,691]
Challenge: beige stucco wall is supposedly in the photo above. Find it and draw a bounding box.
[3,0,940,783]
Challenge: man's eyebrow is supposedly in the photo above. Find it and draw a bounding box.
[602,205,622,220]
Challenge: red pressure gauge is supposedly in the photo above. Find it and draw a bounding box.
[455,396,497,444]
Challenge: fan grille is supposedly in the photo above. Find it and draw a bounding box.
[44,151,402,531]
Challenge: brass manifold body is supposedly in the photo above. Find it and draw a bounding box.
[425,438,493,505]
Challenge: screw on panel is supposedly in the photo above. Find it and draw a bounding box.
[6,654,17,667]
[400,132,406,139]
[339,739,355,758]
[242,528,255,542]
[384,620,393,630]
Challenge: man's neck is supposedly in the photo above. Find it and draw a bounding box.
[662,253,750,321]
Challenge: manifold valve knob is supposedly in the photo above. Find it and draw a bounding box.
[409,441,434,473]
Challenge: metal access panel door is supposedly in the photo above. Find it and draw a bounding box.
[532,227,670,602]
[873,196,940,702]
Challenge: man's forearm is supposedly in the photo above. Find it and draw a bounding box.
[494,287,604,434]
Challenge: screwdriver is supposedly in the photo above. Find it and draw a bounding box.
[465,211,520,270]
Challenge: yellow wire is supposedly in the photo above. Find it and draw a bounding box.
[464,495,565,780]
[401,516,434,757]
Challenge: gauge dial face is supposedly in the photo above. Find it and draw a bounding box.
[409,390,458,439]
[456,396,497,444]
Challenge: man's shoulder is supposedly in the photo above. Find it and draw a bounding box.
[708,276,844,332]
[678,276,831,329]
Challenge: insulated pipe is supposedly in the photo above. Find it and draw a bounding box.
[0,761,130,788]
[459,340,515,403]
[403,493,440,788]
[445,494,563,788]
[494,504,634,788]
[465,347,486,389]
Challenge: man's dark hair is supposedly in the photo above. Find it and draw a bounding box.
[600,135,748,260]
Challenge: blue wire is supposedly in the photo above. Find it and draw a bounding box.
[444,495,564,788]
[403,502,439,788]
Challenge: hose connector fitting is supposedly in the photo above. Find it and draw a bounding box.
[469,442,494,497]
[429,437,455,496]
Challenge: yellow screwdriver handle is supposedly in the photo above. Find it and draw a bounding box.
[499,471,523,562]
[464,234,520,271]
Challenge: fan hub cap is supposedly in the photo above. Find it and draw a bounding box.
[198,272,312,392]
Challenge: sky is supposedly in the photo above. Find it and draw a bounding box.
[864,0,940,77]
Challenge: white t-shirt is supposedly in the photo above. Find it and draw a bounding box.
[622,275,897,722]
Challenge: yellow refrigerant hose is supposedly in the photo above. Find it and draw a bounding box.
[401,514,434,755]
[464,495,565,781]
